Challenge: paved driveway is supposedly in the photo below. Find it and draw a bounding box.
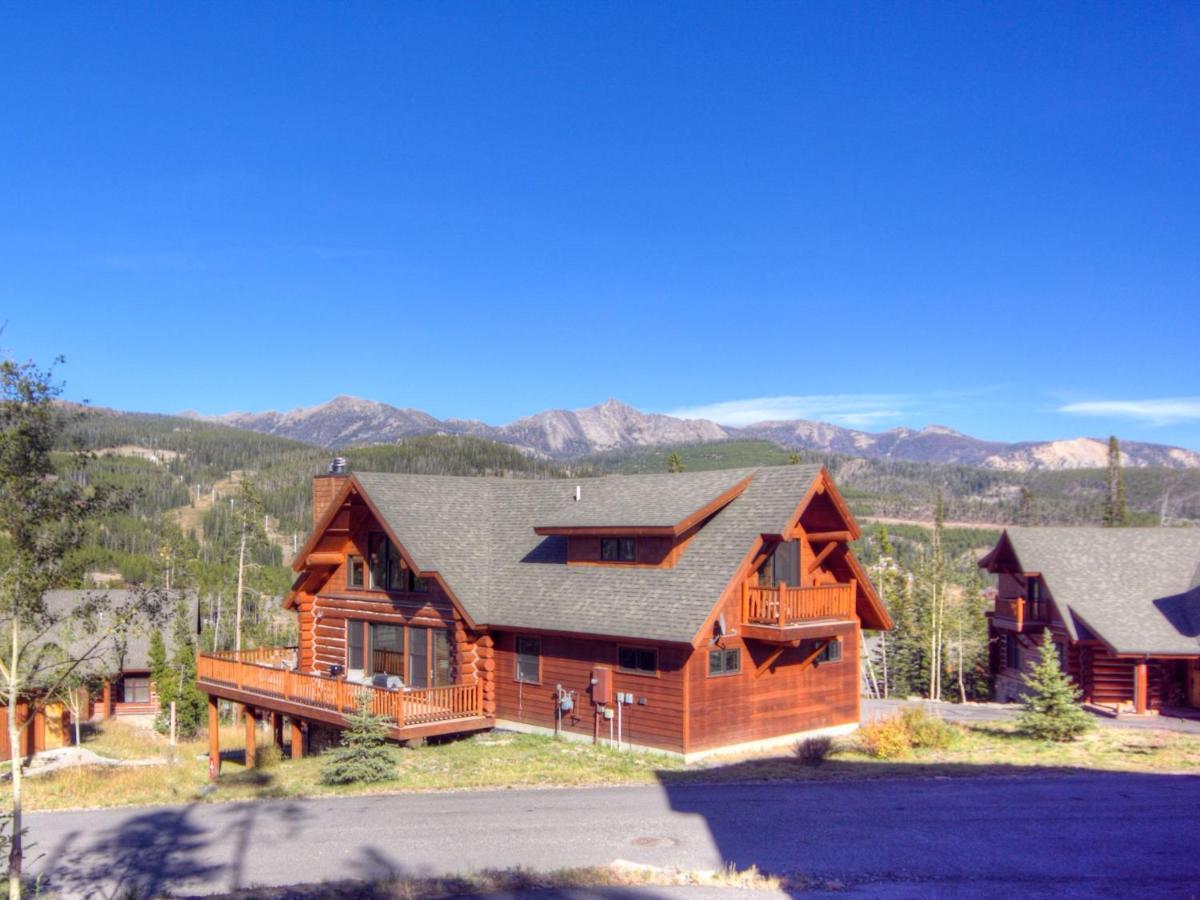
[27,773,1200,898]
[863,698,1200,734]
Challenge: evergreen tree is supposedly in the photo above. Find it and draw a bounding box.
[320,691,395,785]
[788,453,802,465]
[1103,436,1129,527]
[870,528,924,698]
[147,629,168,698]
[666,452,684,474]
[1017,631,1092,741]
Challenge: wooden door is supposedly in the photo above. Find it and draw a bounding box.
[43,702,64,750]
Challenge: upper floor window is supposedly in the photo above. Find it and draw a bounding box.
[347,555,365,589]
[601,537,637,562]
[367,532,428,592]
[618,645,657,675]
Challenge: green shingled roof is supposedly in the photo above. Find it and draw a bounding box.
[351,466,824,643]
[996,527,1200,655]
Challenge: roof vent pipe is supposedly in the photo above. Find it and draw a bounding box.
[329,457,347,475]
[574,485,581,502]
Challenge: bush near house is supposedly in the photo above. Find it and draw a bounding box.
[320,692,396,785]
[1018,631,1093,742]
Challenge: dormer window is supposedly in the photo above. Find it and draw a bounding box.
[601,538,636,562]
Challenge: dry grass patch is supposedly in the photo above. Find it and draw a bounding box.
[211,862,803,899]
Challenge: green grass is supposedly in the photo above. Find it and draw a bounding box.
[10,717,1200,813]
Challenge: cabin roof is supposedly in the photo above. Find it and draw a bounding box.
[38,589,196,677]
[341,465,877,643]
[984,527,1200,655]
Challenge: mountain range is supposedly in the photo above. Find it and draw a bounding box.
[188,396,1200,472]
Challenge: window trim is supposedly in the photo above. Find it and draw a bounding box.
[515,635,542,685]
[707,646,742,677]
[617,644,659,677]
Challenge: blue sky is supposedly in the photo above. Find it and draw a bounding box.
[1,3,1197,448]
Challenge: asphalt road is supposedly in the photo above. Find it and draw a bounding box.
[27,773,1200,898]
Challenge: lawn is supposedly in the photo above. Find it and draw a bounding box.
[8,715,1200,812]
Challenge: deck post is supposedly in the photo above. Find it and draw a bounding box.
[244,705,257,769]
[102,680,112,720]
[778,581,787,628]
[271,712,284,750]
[289,718,305,759]
[207,695,220,781]
[1134,661,1148,714]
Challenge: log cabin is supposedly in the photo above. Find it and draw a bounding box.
[980,527,1200,714]
[197,462,891,769]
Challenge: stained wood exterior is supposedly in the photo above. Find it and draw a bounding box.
[198,465,889,763]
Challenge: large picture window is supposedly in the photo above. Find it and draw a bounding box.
[759,539,800,587]
[367,533,426,592]
[515,636,541,684]
[345,620,452,688]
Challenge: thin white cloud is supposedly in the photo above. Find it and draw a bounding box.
[1058,398,1200,427]
[667,394,916,428]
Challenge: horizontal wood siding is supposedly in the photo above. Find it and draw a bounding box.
[493,632,687,752]
[1079,649,1169,709]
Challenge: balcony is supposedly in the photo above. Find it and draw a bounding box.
[740,581,856,643]
[196,647,491,740]
[993,597,1049,632]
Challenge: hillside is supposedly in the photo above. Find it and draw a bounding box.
[190,395,1200,472]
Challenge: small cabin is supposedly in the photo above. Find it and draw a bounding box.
[197,464,890,767]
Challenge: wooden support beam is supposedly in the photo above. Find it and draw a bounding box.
[755,646,787,678]
[207,695,220,781]
[804,531,852,543]
[102,680,112,720]
[1134,661,1148,714]
[271,712,284,750]
[244,705,258,770]
[290,718,306,759]
[807,542,838,574]
[796,639,833,674]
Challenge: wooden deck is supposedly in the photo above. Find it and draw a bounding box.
[197,648,492,740]
[740,581,855,642]
[993,597,1049,632]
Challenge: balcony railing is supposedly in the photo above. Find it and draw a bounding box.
[742,580,856,628]
[994,597,1049,631]
[197,647,484,729]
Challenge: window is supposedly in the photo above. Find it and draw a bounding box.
[601,538,636,562]
[346,620,453,687]
[371,623,404,676]
[618,645,658,675]
[347,555,365,589]
[759,539,800,587]
[123,677,150,704]
[1027,576,1041,603]
[516,636,541,683]
[348,620,365,672]
[817,638,843,664]
[368,533,420,592]
[708,647,741,676]
[1005,633,1020,670]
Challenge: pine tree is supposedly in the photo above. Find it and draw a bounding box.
[666,452,684,474]
[167,598,206,737]
[1103,436,1129,527]
[320,691,395,785]
[788,453,802,465]
[1017,631,1092,741]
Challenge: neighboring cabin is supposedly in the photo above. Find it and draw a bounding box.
[197,463,891,764]
[0,590,194,761]
[980,527,1200,713]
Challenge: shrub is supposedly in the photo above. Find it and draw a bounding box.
[856,717,911,759]
[320,691,396,785]
[899,706,957,750]
[794,736,833,766]
[1018,631,1093,742]
[256,742,283,770]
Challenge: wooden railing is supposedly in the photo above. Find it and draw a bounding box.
[742,581,856,627]
[196,648,483,729]
[994,597,1048,630]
